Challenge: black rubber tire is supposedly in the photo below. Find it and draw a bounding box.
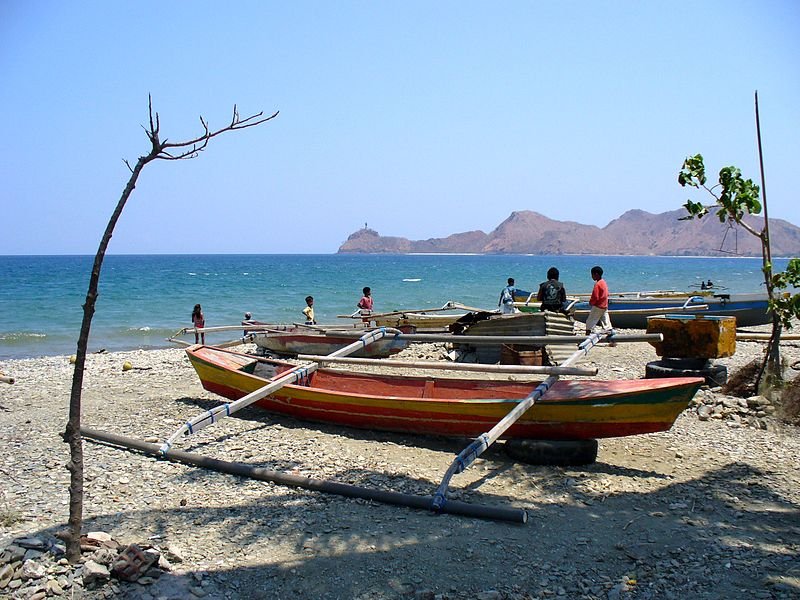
[504,438,598,466]
[645,359,727,387]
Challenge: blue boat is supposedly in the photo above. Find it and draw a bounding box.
[570,292,771,329]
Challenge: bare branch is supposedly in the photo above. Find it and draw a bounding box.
[122,158,133,173]
[159,109,279,158]
[736,219,763,239]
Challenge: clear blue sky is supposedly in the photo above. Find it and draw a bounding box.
[2,1,798,255]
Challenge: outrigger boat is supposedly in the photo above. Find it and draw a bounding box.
[340,301,490,332]
[570,292,771,329]
[514,289,771,329]
[248,323,412,358]
[185,344,703,440]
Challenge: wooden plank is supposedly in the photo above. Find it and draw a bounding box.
[296,354,598,376]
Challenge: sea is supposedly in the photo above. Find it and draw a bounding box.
[0,254,790,360]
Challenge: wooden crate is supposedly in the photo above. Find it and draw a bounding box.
[646,314,736,359]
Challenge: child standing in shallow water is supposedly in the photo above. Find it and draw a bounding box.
[191,304,205,344]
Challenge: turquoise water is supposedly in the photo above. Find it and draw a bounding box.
[0,254,789,359]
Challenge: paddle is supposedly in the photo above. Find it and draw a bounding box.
[159,327,401,454]
[431,328,626,511]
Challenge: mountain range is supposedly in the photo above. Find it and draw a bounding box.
[337,209,800,256]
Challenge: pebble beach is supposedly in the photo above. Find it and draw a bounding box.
[2,328,800,599]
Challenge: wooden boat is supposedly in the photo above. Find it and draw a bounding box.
[248,323,411,358]
[570,292,771,329]
[185,345,703,440]
[345,302,487,332]
[371,311,467,331]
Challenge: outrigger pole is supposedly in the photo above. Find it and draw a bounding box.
[431,329,626,512]
[83,427,527,523]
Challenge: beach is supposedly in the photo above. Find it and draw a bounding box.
[2,331,800,599]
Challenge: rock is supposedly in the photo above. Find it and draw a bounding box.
[0,563,14,588]
[15,537,47,550]
[81,560,110,586]
[697,405,713,420]
[46,578,65,595]
[21,558,47,580]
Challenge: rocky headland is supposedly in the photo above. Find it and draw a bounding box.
[338,209,800,256]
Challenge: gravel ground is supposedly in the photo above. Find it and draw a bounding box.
[1,328,799,599]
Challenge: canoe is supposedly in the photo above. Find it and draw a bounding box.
[186,345,703,440]
[363,303,485,332]
[371,312,467,331]
[248,323,411,358]
[571,293,771,329]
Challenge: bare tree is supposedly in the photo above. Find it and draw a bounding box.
[60,96,278,562]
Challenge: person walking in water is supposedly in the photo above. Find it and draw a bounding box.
[498,278,517,314]
[585,266,613,336]
[357,287,374,315]
[302,295,316,325]
[191,304,205,344]
[537,267,567,313]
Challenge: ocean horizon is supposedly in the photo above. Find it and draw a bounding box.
[0,253,790,360]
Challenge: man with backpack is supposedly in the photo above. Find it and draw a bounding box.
[537,267,567,313]
[498,277,517,314]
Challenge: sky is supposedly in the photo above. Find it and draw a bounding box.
[1,1,798,255]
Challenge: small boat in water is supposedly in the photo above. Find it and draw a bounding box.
[569,292,771,329]
[185,345,703,440]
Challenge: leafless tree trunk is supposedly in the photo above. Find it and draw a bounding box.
[59,96,277,562]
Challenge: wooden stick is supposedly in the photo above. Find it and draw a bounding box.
[573,305,709,316]
[336,300,489,319]
[167,336,250,349]
[304,331,662,345]
[296,354,598,376]
[736,333,800,341]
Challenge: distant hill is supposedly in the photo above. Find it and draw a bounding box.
[338,209,800,256]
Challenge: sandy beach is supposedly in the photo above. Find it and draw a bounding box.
[2,330,800,599]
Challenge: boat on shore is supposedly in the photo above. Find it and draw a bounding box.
[569,292,771,329]
[341,301,488,332]
[185,345,703,440]
[248,323,411,358]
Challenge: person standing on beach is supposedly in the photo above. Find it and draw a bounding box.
[242,311,254,337]
[191,304,205,344]
[302,296,316,325]
[498,277,517,314]
[537,267,567,313]
[357,287,374,315]
[585,266,612,335]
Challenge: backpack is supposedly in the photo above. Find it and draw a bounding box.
[541,281,562,306]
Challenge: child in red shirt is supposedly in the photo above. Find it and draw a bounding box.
[585,266,612,335]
